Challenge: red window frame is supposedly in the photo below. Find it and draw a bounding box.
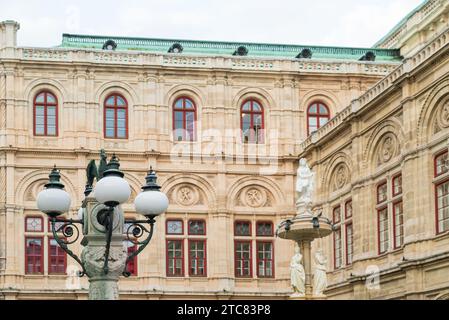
[256,241,274,278]
[435,179,449,235]
[33,91,58,137]
[345,200,353,219]
[306,101,330,136]
[345,223,353,266]
[393,201,404,249]
[166,239,184,277]
[187,219,206,236]
[333,228,342,269]
[392,174,403,197]
[104,93,128,139]
[256,221,274,237]
[173,96,197,142]
[188,239,207,277]
[234,220,252,236]
[25,216,44,232]
[377,181,388,204]
[333,206,341,224]
[25,236,44,275]
[377,207,389,254]
[241,99,265,144]
[434,150,448,178]
[126,242,138,276]
[166,219,184,235]
[234,240,252,278]
[48,237,67,275]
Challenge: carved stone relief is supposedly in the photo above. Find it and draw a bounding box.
[377,133,399,166]
[332,164,349,191]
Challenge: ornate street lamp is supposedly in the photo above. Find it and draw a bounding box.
[36,150,169,299]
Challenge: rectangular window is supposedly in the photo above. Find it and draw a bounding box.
[377,182,388,204]
[25,237,43,274]
[125,241,138,276]
[256,241,274,277]
[25,216,43,232]
[436,180,449,234]
[256,221,273,236]
[48,238,66,274]
[435,152,448,177]
[166,220,184,235]
[188,240,206,277]
[166,240,184,276]
[393,174,403,197]
[234,221,251,236]
[378,208,389,254]
[188,220,206,235]
[334,228,342,269]
[345,201,353,219]
[333,206,341,224]
[235,241,252,277]
[393,201,404,248]
[345,223,353,265]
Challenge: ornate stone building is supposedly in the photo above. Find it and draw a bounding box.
[0,0,448,300]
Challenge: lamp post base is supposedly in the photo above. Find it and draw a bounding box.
[88,278,119,300]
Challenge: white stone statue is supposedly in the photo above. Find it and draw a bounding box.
[313,250,327,297]
[295,158,315,213]
[290,244,306,297]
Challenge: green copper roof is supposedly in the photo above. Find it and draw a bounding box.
[60,33,402,62]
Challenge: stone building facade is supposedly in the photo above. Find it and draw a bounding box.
[0,0,448,300]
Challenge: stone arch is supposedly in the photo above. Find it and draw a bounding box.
[417,77,449,144]
[227,176,285,210]
[363,119,404,170]
[322,152,352,193]
[161,174,217,210]
[15,169,78,207]
[301,89,340,117]
[233,87,277,111]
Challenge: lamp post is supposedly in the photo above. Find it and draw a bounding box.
[36,151,169,300]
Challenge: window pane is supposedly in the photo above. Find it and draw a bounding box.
[188,220,205,235]
[184,99,194,109]
[436,152,448,176]
[35,106,44,116]
[308,117,318,126]
[105,128,114,138]
[105,96,115,106]
[175,99,183,109]
[252,101,261,112]
[116,96,126,106]
[47,126,56,135]
[35,126,45,135]
[35,93,45,103]
[46,94,56,104]
[308,104,317,114]
[26,217,42,232]
[256,222,273,236]
[242,102,251,111]
[235,222,251,236]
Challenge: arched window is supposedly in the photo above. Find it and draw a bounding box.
[307,102,330,135]
[104,93,128,139]
[241,99,264,144]
[173,97,196,142]
[33,91,58,136]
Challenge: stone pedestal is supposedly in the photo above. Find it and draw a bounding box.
[277,214,333,300]
[80,197,127,300]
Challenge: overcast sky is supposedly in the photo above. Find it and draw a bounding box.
[0,0,424,48]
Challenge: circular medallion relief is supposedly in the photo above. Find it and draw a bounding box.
[381,135,395,163]
[334,165,348,190]
[175,185,198,206]
[243,187,267,208]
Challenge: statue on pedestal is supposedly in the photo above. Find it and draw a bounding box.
[295,158,315,214]
[290,244,306,297]
[313,250,327,297]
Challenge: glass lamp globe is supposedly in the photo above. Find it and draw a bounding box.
[135,168,169,217]
[135,190,169,216]
[93,154,131,207]
[36,167,71,217]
